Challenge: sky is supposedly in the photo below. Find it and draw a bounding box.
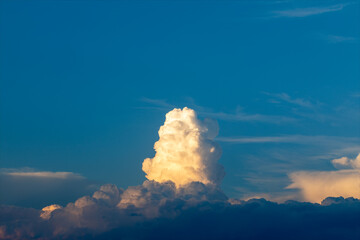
[0,0,360,238]
[0,0,360,239]
[1,0,360,204]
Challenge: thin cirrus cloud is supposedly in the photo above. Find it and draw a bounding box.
[198,110,296,124]
[216,135,360,146]
[325,34,357,43]
[2,170,84,179]
[263,92,320,109]
[271,3,347,18]
[0,168,94,209]
[140,97,296,124]
[140,97,175,109]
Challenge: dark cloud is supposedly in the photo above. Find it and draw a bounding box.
[0,182,359,240]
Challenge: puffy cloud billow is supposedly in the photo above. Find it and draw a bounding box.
[142,107,224,186]
[288,153,360,203]
[1,108,360,240]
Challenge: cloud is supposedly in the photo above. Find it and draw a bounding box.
[118,180,226,218]
[287,170,360,203]
[272,4,346,18]
[139,97,175,110]
[1,108,360,239]
[287,154,360,203]
[140,97,296,124]
[264,92,320,109]
[2,171,84,179]
[198,110,296,123]
[352,92,360,98]
[325,35,357,43]
[216,135,360,145]
[0,169,95,208]
[142,107,225,187]
[1,193,360,240]
[332,154,360,169]
[40,204,63,220]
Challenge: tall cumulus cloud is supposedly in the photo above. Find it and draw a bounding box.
[142,107,224,186]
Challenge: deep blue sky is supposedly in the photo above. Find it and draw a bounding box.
[1,0,359,205]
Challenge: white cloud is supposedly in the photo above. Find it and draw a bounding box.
[142,107,225,187]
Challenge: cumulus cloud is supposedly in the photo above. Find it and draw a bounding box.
[331,153,360,169]
[1,194,360,240]
[1,108,360,239]
[0,181,226,239]
[40,204,63,220]
[287,170,360,203]
[142,107,225,187]
[288,153,360,203]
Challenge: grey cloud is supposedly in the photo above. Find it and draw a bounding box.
[1,184,359,240]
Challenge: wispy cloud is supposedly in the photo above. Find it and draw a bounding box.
[3,171,84,179]
[0,168,84,179]
[140,97,296,124]
[272,4,347,18]
[0,168,92,208]
[325,34,357,43]
[216,135,360,145]
[351,92,360,98]
[199,110,296,123]
[264,92,320,109]
[140,97,174,108]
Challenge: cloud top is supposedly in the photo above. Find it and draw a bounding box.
[332,154,360,169]
[142,107,225,187]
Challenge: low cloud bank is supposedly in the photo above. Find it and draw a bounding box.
[1,186,359,240]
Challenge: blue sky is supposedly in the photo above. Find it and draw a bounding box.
[1,0,359,206]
